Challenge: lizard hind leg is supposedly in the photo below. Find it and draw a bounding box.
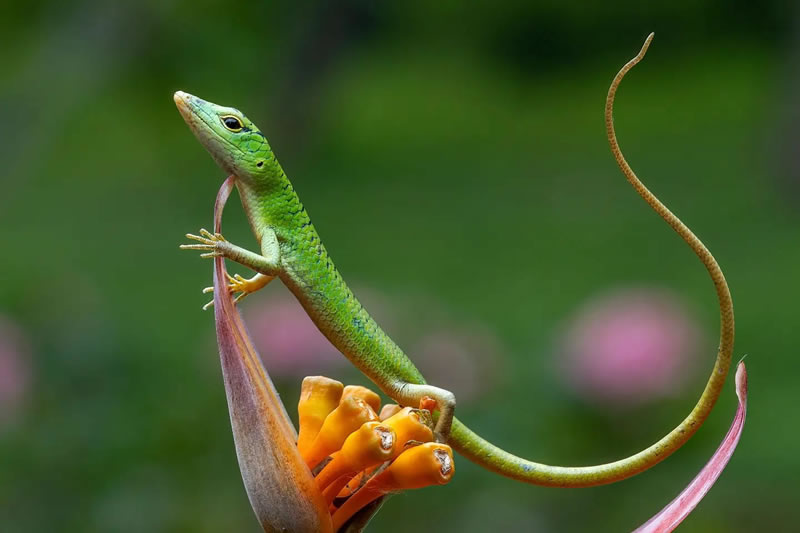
[393,383,456,443]
[228,273,275,303]
[201,273,275,310]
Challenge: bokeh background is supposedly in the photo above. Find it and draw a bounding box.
[2,1,799,531]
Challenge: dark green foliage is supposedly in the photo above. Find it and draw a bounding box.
[0,1,796,532]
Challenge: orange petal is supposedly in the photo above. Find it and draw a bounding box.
[418,395,437,413]
[382,407,434,454]
[316,422,396,505]
[304,395,378,469]
[337,407,434,499]
[331,442,455,530]
[380,442,455,490]
[342,384,382,413]
[298,376,344,456]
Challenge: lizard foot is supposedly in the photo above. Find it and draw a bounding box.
[180,228,228,258]
[201,273,274,310]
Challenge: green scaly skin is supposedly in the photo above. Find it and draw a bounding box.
[176,34,734,487]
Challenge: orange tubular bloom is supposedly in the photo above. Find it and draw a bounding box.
[381,407,434,453]
[315,421,396,505]
[297,376,344,457]
[337,406,434,499]
[302,395,378,470]
[331,443,455,530]
[341,385,382,413]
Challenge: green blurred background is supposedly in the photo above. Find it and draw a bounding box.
[1,1,798,531]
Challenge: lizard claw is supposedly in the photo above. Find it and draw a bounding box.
[199,273,263,310]
[180,229,228,257]
[182,230,273,309]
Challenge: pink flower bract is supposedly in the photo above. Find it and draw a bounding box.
[244,292,345,378]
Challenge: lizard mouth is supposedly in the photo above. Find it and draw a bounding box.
[174,91,221,135]
[174,91,202,126]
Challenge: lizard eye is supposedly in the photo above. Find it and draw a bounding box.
[221,115,243,132]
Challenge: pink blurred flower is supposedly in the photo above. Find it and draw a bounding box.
[558,287,703,408]
[0,315,32,424]
[243,289,346,378]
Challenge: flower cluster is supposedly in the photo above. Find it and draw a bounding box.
[296,377,454,531]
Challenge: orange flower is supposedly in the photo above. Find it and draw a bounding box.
[303,395,380,470]
[295,379,455,530]
[315,421,396,505]
[297,376,344,456]
[331,442,455,530]
[341,385,382,413]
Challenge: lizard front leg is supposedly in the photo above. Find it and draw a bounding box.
[181,227,282,277]
[213,230,281,305]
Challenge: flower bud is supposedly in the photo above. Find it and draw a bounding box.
[418,395,437,414]
[297,376,343,456]
[302,395,378,469]
[381,442,455,489]
[341,385,382,413]
[331,443,455,530]
[316,421,396,505]
[337,407,434,499]
[382,407,434,453]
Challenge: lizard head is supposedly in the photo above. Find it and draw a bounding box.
[174,91,275,182]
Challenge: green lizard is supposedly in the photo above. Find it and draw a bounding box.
[178,34,734,487]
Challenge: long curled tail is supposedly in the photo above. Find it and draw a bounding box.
[448,33,735,487]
